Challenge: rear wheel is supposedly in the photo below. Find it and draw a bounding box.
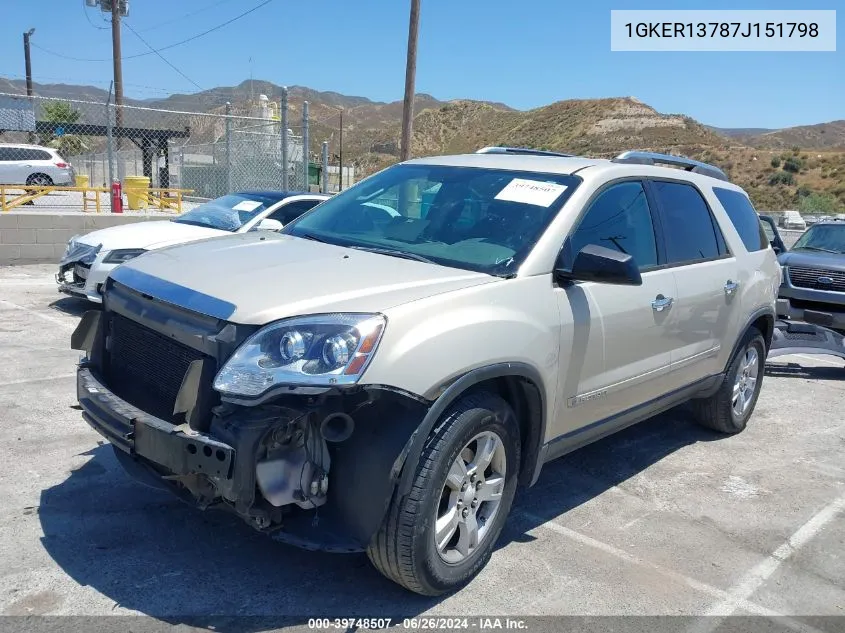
[691,328,766,434]
[367,391,520,595]
[26,173,53,186]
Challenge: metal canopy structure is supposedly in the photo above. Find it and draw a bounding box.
[32,121,190,187]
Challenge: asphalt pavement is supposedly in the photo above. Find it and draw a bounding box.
[0,264,842,632]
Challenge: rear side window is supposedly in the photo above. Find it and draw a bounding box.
[652,180,725,265]
[268,199,323,225]
[569,181,658,270]
[713,187,768,252]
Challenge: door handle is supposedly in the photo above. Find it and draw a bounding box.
[651,294,674,312]
[724,280,740,296]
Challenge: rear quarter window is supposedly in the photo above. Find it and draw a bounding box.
[713,187,768,252]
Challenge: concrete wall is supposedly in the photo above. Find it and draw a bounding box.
[0,211,170,265]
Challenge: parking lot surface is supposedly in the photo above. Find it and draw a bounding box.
[0,264,842,628]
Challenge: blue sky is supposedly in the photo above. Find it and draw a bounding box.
[1,0,841,128]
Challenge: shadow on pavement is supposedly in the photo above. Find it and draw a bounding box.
[765,361,844,381]
[39,408,720,629]
[48,297,97,318]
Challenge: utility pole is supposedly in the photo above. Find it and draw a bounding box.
[399,0,420,162]
[111,0,124,162]
[338,109,343,191]
[23,28,35,143]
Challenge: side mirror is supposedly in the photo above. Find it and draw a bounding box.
[556,244,643,286]
[772,244,783,254]
[254,218,283,232]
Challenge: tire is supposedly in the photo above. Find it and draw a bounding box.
[26,173,53,186]
[691,328,766,434]
[367,391,521,595]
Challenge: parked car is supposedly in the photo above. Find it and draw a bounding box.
[0,143,75,186]
[57,190,329,303]
[777,220,845,332]
[759,214,786,253]
[803,215,819,226]
[72,148,780,595]
[781,210,807,230]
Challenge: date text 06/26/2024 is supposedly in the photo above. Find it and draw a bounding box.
[610,9,836,51]
[307,618,529,630]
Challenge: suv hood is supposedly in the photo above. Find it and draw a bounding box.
[110,232,499,324]
[779,250,845,272]
[78,220,228,252]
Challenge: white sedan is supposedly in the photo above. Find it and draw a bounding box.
[56,190,329,303]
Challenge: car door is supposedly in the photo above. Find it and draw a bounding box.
[0,147,26,184]
[552,180,677,440]
[647,179,744,389]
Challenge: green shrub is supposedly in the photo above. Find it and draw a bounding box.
[770,156,781,168]
[782,157,802,173]
[769,172,795,185]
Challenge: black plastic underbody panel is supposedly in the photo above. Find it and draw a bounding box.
[767,319,845,362]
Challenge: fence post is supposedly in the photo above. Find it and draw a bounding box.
[321,141,329,193]
[105,81,115,212]
[225,101,232,194]
[302,101,309,192]
[280,87,289,191]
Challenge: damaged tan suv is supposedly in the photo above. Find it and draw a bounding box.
[72,147,780,595]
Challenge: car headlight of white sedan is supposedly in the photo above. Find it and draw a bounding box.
[213,313,386,397]
[102,249,148,264]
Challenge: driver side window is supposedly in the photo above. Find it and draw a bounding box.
[568,181,658,271]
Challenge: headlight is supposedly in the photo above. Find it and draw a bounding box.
[213,313,386,397]
[103,248,147,264]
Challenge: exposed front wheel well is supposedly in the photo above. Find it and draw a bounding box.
[750,314,775,351]
[462,376,543,486]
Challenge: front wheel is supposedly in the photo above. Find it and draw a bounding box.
[367,391,520,595]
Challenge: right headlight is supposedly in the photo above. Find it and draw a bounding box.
[103,248,147,264]
[213,313,386,398]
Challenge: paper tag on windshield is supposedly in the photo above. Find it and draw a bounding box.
[494,178,567,207]
[232,200,262,212]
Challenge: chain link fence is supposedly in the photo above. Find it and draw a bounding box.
[0,90,332,212]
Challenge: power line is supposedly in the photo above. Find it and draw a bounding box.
[136,0,237,32]
[31,0,277,63]
[123,21,204,92]
[82,3,109,30]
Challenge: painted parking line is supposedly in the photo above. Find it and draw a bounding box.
[0,374,77,388]
[520,512,828,633]
[687,492,845,633]
[0,299,76,330]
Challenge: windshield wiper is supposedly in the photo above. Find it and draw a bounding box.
[348,245,437,264]
[794,246,839,254]
[297,232,331,243]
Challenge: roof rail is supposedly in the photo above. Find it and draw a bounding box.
[475,146,576,158]
[612,151,729,182]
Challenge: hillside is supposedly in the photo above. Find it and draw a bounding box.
[1,78,843,212]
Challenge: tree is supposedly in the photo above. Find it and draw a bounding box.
[41,101,87,159]
[42,101,81,124]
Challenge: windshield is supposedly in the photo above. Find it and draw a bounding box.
[791,223,845,254]
[282,164,581,276]
[173,193,281,232]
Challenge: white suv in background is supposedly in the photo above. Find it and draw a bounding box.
[0,143,75,186]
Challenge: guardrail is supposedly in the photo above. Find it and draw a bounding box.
[0,185,194,213]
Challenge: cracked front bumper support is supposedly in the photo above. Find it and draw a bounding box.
[77,367,235,480]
